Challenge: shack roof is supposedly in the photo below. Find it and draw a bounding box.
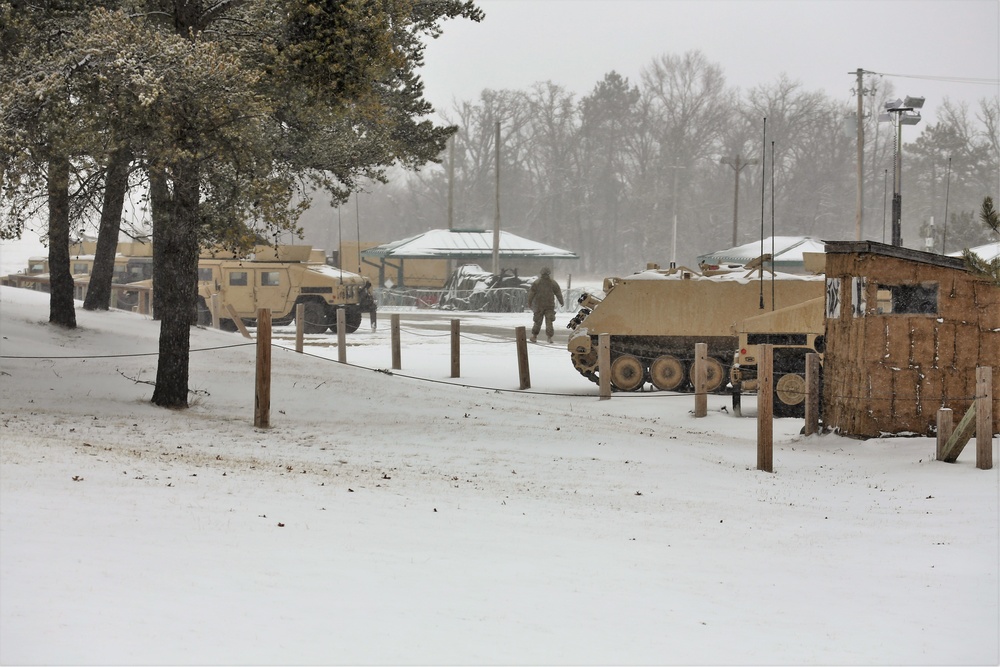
[696,236,825,268]
[360,229,578,260]
[824,240,967,270]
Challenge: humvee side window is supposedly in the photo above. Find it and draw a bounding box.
[73,263,89,274]
[229,271,248,286]
[876,283,938,314]
[260,271,281,286]
[197,267,214,281]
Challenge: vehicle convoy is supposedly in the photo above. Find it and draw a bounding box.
[565,264,825,394]
[196,245,376,334]
[730,296,826,417]
[3,242,153,308]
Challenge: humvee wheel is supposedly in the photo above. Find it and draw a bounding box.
[610,354,645,391]
[301,301,328,334]
[689,356,725,392]
[775,372,806,417]
[344,310,362,334]
[196,297,212,326]
[649,355,685,391]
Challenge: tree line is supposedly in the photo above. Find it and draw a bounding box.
[315,53,999,275]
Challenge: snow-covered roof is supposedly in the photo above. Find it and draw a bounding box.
[696,236,825,267]
[361,228,578,260]
[948,241,1000,262]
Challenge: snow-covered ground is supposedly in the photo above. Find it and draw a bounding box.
[1,282,998,664]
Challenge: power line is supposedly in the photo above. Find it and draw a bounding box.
[871,71,999,86]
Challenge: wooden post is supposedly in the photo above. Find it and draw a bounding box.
[337,308,347,364]
[936,407,954,462]
[694,343,708,417]
[804,353,820,436]
[942,403,977,463]
[450,319,460,378]
[225,303,252,339]
[391,314,401,370]
[254,308,271,429]
[976,366,993,470]
[515,326,531,389]
[757,344,773,473]
[210,294,221,329]
[598,333,611,400]
[295,303,304,353]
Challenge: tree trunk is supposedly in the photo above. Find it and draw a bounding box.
[47,156,76,329]
[84,147,131,311]
[150,163,200,409]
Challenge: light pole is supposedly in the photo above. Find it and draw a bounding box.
[878,96,923,247]
[720,154,759,246]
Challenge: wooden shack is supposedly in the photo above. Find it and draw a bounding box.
[822,241,999,438]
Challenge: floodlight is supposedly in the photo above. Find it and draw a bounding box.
[900,113,922,125]
[885,98,903,110]
[903,96,925,109]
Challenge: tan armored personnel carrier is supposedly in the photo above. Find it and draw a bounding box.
[566,264,824,394]
[196,245,376,333]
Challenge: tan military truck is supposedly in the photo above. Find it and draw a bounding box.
[196,245,376,333]
[729,296,825,417]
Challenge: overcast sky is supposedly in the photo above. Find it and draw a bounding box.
[419,0,1000,129]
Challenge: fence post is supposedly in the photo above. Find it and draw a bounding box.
[254,308,271,429]
[936,408,953,461]
[804,352,821,436]
[515,326,531,389]
[391,314,401,370]
[694,343,707,417]
[337,308,347,364]
[295,303,304,353]
[977,366,993,470]
[598,333,611,400]
[450,319,460,378]
[757,344,773,473]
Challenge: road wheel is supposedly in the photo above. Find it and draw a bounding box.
[571,349,599,381]
[610,354,645,391]
[775,372,806,417]
[649,355,685,391]
[301,301,328,334]
[689,356,725,392]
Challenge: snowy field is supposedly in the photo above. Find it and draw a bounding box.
[1,280,998,664]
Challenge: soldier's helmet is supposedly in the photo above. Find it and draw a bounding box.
[540,266,551,276]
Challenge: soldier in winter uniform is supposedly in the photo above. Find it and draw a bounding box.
[527,267,564,343]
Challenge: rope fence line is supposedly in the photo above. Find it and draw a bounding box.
[0,341,256,360]
[2,340,990,402]
[2,324,992,403]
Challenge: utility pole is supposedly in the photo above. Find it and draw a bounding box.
[492,120,500,275]
[447,135,455,231]
[720,154,759,246]
[666,165,686,268]
[852,68,865,241]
